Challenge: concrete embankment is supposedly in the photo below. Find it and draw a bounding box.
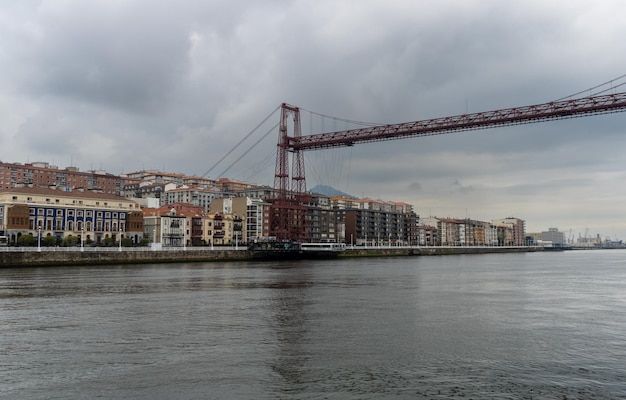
[344,246,543,257]
[0,249,251,267]
[1,246,544,267]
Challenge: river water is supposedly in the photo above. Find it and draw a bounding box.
[1,250,625,399]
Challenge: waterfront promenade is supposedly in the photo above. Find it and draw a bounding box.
[0,245,544,267]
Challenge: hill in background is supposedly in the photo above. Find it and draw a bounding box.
[310,184,358,199]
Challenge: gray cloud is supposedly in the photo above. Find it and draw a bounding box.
[1,0,626,238]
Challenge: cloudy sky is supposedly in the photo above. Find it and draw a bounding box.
[2,0,626,239]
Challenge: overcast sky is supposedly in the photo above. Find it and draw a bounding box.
[2,0,626,239]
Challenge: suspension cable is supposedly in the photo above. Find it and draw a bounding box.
[201,105,280,178]
[554,73,626,101]
[299,107,387,128]
[216,122,279,179]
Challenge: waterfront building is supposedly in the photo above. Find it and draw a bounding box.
[142,203,206,247]
[309,206,338,243]
[492,218,526,246]
[344,208,409,246]
[332,196,418,246]
[460,219,498,246]
[210,197,270,243]
[416,224,438,246]
[204,212,243,246]
[541,227,566,247]
[142,205,187,247]
[0,186,142,246]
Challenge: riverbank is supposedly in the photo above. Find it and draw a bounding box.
[0,246,544,267]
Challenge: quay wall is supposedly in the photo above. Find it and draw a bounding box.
[344,246,543,257]
[1,246,543,267]
[0,249,252,267]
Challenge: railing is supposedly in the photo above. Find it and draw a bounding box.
[0,246,246,252]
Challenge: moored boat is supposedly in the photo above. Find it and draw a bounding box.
[247,239,345,260]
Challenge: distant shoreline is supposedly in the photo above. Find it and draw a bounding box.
[0,246,547,268]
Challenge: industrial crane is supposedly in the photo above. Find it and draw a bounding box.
[269,91,626,241]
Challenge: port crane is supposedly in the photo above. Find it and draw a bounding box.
[270,91,626,241]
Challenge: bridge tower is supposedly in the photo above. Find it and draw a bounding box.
[269,104,311,241]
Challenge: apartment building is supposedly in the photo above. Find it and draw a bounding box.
[492,217,526,246]
[344,208,410,246]
[0,186,143,246]
[164,186,223,212]
[122,170,185,185]
[330,196,359,210]
[0,161,123,195]
[541,227,566,247]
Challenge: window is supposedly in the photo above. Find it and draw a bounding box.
[105,212,111,218]
[77,210,83,217]
[57,210,63,216]
[37,209,44,215]
[112,212,118,218]
[67,210,74,217]
[46,209,53,216]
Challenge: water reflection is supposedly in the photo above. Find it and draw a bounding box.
[1,253,626,399]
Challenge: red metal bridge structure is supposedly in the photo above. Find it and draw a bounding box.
[269,91,626,241]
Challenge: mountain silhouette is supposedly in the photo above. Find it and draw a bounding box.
[310,184,358,199]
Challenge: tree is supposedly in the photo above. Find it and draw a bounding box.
[42,236,56,247]
[63,235,79,247]
[18,235,36,246]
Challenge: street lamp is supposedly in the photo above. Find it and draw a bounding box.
[81,226,84,252]
[118,228,122,252]
[37,227,41,252]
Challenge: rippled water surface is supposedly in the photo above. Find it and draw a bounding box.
[1,250,626,399]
